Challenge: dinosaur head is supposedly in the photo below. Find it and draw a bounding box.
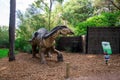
[59,26,74,35]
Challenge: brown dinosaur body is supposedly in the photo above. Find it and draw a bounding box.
[29,26,74,64]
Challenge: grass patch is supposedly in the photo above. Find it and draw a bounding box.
[0,49,9,58]
[0,49,19,59]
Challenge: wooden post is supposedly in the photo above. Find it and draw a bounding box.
[66,62,70,79]
[82,35,86,53]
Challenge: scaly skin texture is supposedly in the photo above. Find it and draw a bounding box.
[29,26,74,64]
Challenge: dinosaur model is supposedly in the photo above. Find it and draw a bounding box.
[29,25,74,64]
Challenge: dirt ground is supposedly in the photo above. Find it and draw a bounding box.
[0,52,120,80]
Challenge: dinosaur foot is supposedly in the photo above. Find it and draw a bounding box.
[32,55,37,58]
[41,60,47,64]
[57,54,63,62]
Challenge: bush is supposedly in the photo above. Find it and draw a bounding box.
[86,14,110,26]
[75,11,120,36]
[75,21,96,35]
[115,11,120,26]
[0,26,9,48]
[15,38,32,53]
[0,49,9,58]
[0,49,19,59]
[102,12,118,26]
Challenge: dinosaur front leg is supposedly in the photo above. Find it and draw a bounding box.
[52,46,63,62]
[39,48,46,64]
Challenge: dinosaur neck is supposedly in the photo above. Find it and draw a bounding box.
[45,30,60,41]
[51,30,60,39]
[44,28,60,39]
[43,30,60,48]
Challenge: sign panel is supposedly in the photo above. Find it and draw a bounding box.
[102,41,112,55]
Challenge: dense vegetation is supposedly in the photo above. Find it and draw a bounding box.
[0,26,9,48]
[0,0,120,53]
[75,11,120,35]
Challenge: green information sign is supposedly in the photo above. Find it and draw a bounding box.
[101,41,112,55]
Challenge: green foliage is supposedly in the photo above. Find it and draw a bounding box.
[112,11,120,26]
[75,21,95,35]
[15,38,31,53]
[16,0,120,52]
[0,49,18,59]
[86,14,110,26]
[62,0,94,26]
[16,10,46,52]
[75,11,120,36]
[16,14,46,52]
[102,12,118,26]
[0,49,9,58]
[0,26,9,48]
[16,0,65,52]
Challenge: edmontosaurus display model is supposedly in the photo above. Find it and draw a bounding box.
[29,26,74,64]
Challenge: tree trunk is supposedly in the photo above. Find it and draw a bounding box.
[48,0,52,31]
[9,0,16,61]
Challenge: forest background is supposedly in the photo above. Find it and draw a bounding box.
[0,0,120,53]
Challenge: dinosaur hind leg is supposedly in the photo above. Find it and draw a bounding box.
[45,48,52,58]
[39,48,46,64]
[32,45,37,58]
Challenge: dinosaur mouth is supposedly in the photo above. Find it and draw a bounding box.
[70,31,74,35]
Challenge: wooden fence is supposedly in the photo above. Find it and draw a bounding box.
[56,36,83,53]
[56,27,120,54]
[86,27,120,54]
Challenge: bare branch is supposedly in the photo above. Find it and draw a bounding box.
[110,0,120,10]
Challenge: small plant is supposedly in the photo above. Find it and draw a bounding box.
[0,49,18,59]
[0,49,9,58]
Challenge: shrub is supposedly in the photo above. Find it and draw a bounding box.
[86,14,110,26]
[115,11,120,26]
[75,11,120,36]
[15,38,31,53]
[0,49,9,58]
[0,49,19,59]
[0,26,9,48]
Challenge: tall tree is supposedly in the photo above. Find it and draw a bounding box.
[62,0,94,27]
[110,0,120,10]
[48,0,64,30]
[92,0,120,15]
[33,0,64,30]
[9,0,16,61]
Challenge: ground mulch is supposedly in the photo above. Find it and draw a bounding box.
[0,52,120,80]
